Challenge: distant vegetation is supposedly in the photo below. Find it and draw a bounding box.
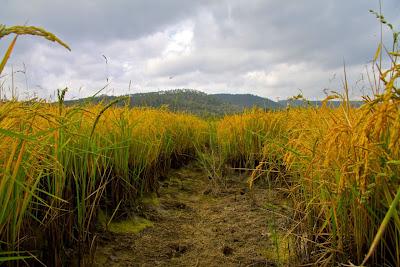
[212,93,283,110]
[66,89,241,116]
[65,89,364,117]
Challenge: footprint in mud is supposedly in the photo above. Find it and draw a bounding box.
[163,200,190,211]
[166,243,190,258]
[222,245,234,256]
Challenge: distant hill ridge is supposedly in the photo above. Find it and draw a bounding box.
[65,89,364,116]
[212,93,282,109]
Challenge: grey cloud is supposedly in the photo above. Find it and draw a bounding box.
[0,0,208,42]
[199,0,395,67]
[1,0,399,100]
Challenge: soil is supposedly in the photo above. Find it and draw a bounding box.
[92,164,295,267]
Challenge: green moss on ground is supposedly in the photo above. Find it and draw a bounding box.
[141,192,160,206]
[108,217,154,234]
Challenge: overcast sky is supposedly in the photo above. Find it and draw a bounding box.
[1,0,399,100]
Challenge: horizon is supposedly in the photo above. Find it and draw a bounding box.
[66,88,365,102]
[1,1,399,101]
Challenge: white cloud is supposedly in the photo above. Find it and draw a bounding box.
[163,22,194,57]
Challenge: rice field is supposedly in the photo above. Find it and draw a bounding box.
[219,100,400,265]
[1,24,400,266]
[0,99,208,265]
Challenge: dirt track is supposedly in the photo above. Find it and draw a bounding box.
[93,165,294,266]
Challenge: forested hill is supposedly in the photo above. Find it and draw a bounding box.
[212,93,282,109]
[127,90,243,116]
[66,89,243,116]
[64,89,364,116]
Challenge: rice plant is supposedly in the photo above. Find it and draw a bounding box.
[216,45,400,267]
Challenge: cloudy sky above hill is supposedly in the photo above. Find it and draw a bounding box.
[1,0,399,100]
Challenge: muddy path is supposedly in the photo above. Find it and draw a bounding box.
[93,164,295,266]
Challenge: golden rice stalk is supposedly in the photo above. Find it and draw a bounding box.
[0,35,17,75]
[0,24,71,51]
[361,186,400,265]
